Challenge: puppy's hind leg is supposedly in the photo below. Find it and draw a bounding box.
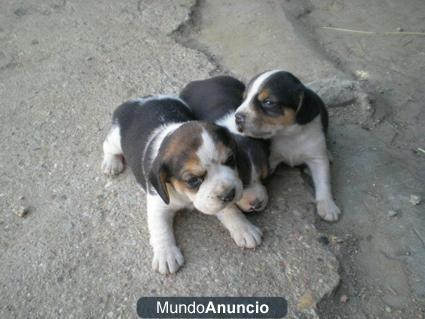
[102,125,125,176]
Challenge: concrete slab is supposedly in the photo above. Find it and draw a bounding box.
[0,1,341,318]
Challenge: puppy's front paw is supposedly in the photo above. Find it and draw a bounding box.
[229,221,262,249]
[152,245,184,275]
[317,199,341,222]
[102,155,124,176]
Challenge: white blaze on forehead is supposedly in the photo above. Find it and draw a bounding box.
[197,129,220,165]
[239,69,282,111]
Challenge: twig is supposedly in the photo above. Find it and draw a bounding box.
[320,26,425,36]
[416,147,425,154]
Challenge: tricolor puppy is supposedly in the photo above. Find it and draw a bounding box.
[180,75,270,213]
[234,70,341,222]
[101,96,262,275]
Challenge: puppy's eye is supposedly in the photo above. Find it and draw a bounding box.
[186,176,203,189]
[224,154,235,167]
[262,99,275,107]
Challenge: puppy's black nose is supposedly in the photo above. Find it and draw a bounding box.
[250,199,264,211]
[221,187,236,203]
[235,113,246,132]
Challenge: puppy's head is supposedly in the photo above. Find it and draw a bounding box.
[234,137,270,212]
[149,122,243,215]
[235,70,318,138]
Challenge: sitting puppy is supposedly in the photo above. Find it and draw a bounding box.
[102,95,262,275]
[180,76,270,212]
[234,70,341,221]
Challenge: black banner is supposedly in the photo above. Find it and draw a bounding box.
[137,297,287,318]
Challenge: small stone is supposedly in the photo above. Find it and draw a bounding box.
[340,294,349,304]
[387,210,398,217]
[409,194,421,206]
[15,206,29,217]
[396,27,404,32]
[385,305,392,313]
[318,235,330,245]
[14,7,27,16]
[297,291,315,311]
[107,312,113,317]
[19,195,25,200]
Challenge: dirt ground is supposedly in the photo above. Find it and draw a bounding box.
[1,0,424,318]
[179,0,425,318]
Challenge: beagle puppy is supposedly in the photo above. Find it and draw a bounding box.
[102,96,262,275]
[180,76,270,213]
[234,70,341,222]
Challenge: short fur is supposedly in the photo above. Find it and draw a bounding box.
[180,76,270,212]
[102,96,262,275]
[235,70,341,221]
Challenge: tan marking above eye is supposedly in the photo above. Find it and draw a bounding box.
[257,89,270,102]
[169,177,196,194]
[260,163,269,179]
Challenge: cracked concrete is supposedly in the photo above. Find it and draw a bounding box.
[0,1,343,318]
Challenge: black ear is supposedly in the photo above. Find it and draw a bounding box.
[148,159,170,204]
[295,89,321,125]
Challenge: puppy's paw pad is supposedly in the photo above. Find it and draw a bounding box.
[317,199,341,222]
[230,222,262,249]
[152,245,184,275]
[102,155,124,176]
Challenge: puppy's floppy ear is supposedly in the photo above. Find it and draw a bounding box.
[295,89,321,125]
[148,158,170,204]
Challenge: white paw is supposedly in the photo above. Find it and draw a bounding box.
[102,155,124,176]
[317,199,341,222]
[229,221,263,249]
[152,245,184,275]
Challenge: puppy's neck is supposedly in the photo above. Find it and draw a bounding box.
[275,116,321,138]
[275,123,303,137]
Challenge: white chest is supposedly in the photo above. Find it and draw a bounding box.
[269,117,327,167]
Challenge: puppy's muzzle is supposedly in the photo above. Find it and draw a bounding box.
[219,187,236,203]
[249,199,265,212]
[235,112,246,132]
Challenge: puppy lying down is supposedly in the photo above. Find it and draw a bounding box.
[102,96,262,274]
[180,75,270,213]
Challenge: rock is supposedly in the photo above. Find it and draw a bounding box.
[387,210,398,217]
[14,7,28,16]
[409,194,421,206]
[396,27,404,32]
[14,206,29,217]
[340,294,349,303]
[318,235,330,245]
[297,291,316,311]
[385,305,392,313]
[355,70,369,81]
